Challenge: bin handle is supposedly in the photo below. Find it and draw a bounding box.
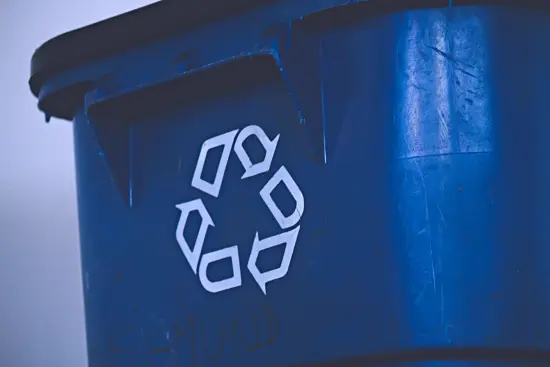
[84,24,327,209]
[85,48,280,121]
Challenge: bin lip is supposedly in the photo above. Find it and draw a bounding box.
[29,0,550,100]
[29,0,276,98]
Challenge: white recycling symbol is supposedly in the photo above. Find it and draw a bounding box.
[175,125,305,295]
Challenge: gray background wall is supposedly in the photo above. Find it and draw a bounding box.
[0,1,154,365]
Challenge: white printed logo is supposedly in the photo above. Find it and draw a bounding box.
[175,125,305,295]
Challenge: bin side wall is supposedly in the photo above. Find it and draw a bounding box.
[71,5,550,367]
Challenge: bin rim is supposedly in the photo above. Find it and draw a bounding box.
[29,0,549,100]
[29,0,276,98]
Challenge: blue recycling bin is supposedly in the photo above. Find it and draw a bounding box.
[30,1,550,366]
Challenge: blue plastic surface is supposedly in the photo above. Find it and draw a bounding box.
[35,2,550,367]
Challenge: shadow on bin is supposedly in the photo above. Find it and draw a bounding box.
[29,0,550,366]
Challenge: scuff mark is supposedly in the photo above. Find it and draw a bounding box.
[420,177,437,294]
[444,323,455,344]
[436,203,447,229]
[410,83,427,92]
[406,139,437,292]
[414,283,427,304]
[425,44,475,69]
[437,108,449,137]
[455,67,479,79]
[440,174,447,194]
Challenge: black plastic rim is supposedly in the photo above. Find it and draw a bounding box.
[29,0,549,100]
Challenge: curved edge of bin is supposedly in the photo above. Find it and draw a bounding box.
[29,0,550,121]
[290,347,550,367]
[29,0,277,98]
